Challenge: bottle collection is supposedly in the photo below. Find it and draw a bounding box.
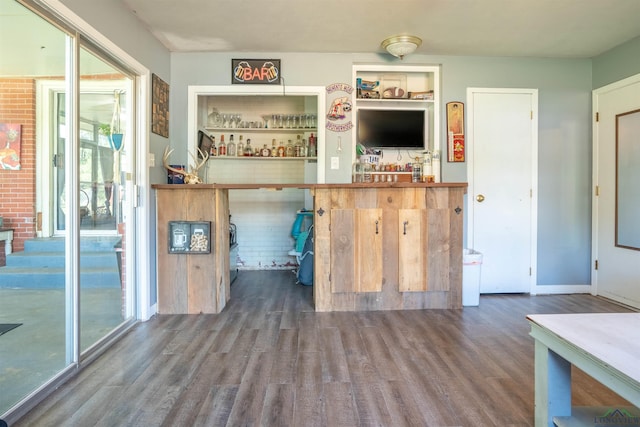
[208,133,317,158]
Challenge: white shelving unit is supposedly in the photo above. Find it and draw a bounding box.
[351,64,441,160]
[186,85,325,269]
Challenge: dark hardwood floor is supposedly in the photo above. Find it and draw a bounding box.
[14,270,635,426]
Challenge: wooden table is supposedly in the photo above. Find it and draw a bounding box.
[527,313,640,427]
[0,228,13,256]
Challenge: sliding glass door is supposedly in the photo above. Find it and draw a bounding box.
[0,0,137,416]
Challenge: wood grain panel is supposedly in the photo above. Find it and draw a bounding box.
[398,209,427,292]
[356,208,383,292]
[330,208,355,294]
[312,188,332,312]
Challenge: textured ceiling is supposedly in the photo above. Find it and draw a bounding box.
[121,0,640,58]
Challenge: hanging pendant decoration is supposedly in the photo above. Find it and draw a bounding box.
[110,89,124,151]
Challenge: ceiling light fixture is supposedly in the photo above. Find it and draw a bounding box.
[381,35,422,60]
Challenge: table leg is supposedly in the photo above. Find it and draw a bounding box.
[535,340,572,427]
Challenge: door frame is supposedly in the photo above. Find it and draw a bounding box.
[36,79,129,237]
[466,87,539,294]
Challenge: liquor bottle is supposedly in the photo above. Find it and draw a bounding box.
[308,133,317,157]
[261,144,271,157]
[277,140,285,157]
[285,139,294,157]
[244,138,253,156]
[300,138,308,158]
[227,134,236,157]
[270,139,277,157]
[209,135,217,156]
[237,135,244,157]
[294,135,303,157]
[218,134,227,156]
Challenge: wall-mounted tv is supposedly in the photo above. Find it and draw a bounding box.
[356,108,426,150]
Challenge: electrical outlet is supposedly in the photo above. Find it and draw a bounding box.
[331,157,339,169]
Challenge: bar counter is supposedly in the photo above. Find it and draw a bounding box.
[152,182,467,314]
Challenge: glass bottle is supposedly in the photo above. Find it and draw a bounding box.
[277,140,285,157]
[301,138,308,158]
[209,135,217,156]
[412,157,422,182]
[294,135,303,157]
[285,139,294,157]
[244,138,253,156]
[227,134,236,157]
[261,144,271,157]
[270,139,277,157]
[218,134,227,156]
[237,135,244,157]
[308,133,317,157]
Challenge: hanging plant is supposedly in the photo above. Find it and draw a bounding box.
[109,90,124,151]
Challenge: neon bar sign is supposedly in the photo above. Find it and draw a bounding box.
[232,59,281,85]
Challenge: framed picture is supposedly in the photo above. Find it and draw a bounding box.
[168,221,211,254]
[446,101,465,162]
[152,74,169,137]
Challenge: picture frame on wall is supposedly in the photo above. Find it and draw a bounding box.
[152,74,169,137]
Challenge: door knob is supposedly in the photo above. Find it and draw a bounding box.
[476,194,485,202]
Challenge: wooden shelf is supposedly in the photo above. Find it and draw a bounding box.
[208,156,317,161]
[204,127,316,133]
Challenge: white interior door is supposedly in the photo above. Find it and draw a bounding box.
[593,75,640,309]
[467,88,538,293]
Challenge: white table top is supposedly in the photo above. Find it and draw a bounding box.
[527,313,640,384]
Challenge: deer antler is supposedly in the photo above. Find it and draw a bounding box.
[163,146,208,184]
[189,147,209,176]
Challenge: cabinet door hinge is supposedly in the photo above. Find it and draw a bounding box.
[595,185,599,196]
[529,267,532,276]
[595,260,598,270]
[530,110,533,120]
[595,112,599,122]
[329,273,331,282]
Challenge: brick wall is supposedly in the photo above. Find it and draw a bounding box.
[0,78,37,258]
[207,159,313,269]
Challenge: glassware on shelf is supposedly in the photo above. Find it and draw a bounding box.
[207,108,221,127]
[221,114,229,128]
[261,115,271,129]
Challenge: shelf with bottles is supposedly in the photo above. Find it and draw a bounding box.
[204,127,317,133]
[208,156,317,161]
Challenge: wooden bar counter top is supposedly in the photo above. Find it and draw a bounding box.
[152,182,467,314]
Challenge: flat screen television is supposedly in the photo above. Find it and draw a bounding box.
[356,108,425,150]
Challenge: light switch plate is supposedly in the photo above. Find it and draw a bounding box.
[148,152,155,167]
[331,157,339,169]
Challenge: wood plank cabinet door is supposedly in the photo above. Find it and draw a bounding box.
[355,208,383,292]
[398,209,427,292]
[329,208,383,293]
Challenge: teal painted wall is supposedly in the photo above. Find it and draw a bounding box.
[593,35,640,89]
[171,52,593,287]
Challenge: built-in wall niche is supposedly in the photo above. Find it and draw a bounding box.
[351,64,440,160]
[187,85,325,269]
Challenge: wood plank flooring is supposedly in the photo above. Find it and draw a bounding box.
[14,270,635,426]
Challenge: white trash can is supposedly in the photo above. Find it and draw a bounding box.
[463,249,482,306]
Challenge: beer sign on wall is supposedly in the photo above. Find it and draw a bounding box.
[232,59,281,84]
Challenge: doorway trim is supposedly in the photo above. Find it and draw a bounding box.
[466,87,539,294]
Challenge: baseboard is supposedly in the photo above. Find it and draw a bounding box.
[530,284,592,295]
